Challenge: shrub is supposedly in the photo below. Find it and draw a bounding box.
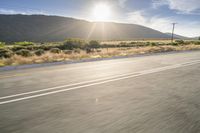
[169,42,178,46]
[14,41,34,46]
[175,40,184,44]
[74,49,81,54]
[16,49,33,57]
[150,42,158,46]
[96,49,102,53]
[86,48,95,53]
[0,48,13,58]
[13,45,36,51]
[63,39,86,50]
[0,42,5,47]
[130,42,136,44]
[119,42,126,45]
[11,46,25,52]
[34,49,45,56]
[174,42,179,46]
[39,45,54,51]
[145,42,151,46]
[50,48,61,54]
[88,40,101,49]
[63,50,73,54]
[194,41,200,45]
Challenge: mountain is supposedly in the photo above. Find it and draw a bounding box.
[165,33,190,40]
[0,14,171,42]
[193,36,200,40]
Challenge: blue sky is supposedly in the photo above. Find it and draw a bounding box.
[0,0,200,37]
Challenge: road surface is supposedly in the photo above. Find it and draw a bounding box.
[1,51,200,133]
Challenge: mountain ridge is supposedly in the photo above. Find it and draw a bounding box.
[0,14,172,42]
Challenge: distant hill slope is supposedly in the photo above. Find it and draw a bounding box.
[0,14,171,42]
[165,33,190,40]
[193,37,200,40]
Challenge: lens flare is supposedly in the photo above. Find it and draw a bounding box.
[92,3,111,21]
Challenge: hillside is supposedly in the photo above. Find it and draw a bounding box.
[165,33,190,40]
[0,14,171,42]
[193,37,200,40]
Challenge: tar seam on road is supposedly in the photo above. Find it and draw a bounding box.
[0,59,200,105]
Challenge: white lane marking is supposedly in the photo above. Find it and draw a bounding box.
[0,72,140,100]
[0,60,200,105]
[0,63,183,100]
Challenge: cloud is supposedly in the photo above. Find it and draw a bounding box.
[125,10,172,31]
[118,0,127,8]
[0,9,22,14]
[124,10,200,37]
[126,11,147,24]
[176,23,200,37]
[152,0,200,14]
[0,8,46,15]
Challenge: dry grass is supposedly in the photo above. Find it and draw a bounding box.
[101,39,172,45]
[1,44,200,67]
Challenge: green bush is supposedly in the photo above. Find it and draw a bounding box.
[88,40,101,49]
[63,50,73,54]
[14,41,34,46]
[39,45,54,51]
[150,42,158,46]
[11,46,27,52]
[50,48,61,54]
[34,49,45,56]
[63,39,86,50]
[145,42,151,46]
[175,40,184,44]
[130,42,136,44]
[0,48,13,58]
[169,42,178,46]
[197,41,200,45]
[15,49,33,57]
[194,41,200,45]
[0,42,5,47]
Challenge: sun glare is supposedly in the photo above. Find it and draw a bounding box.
[92,3,111,21]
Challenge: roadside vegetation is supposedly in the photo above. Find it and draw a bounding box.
[0,39,200,67]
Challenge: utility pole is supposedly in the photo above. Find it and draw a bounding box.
[171,23,177,43]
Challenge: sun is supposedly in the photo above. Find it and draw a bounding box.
[92,3,111,21]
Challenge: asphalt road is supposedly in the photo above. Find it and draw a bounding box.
[1,51,200,133]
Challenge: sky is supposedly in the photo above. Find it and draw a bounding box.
[0,0,199,37]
